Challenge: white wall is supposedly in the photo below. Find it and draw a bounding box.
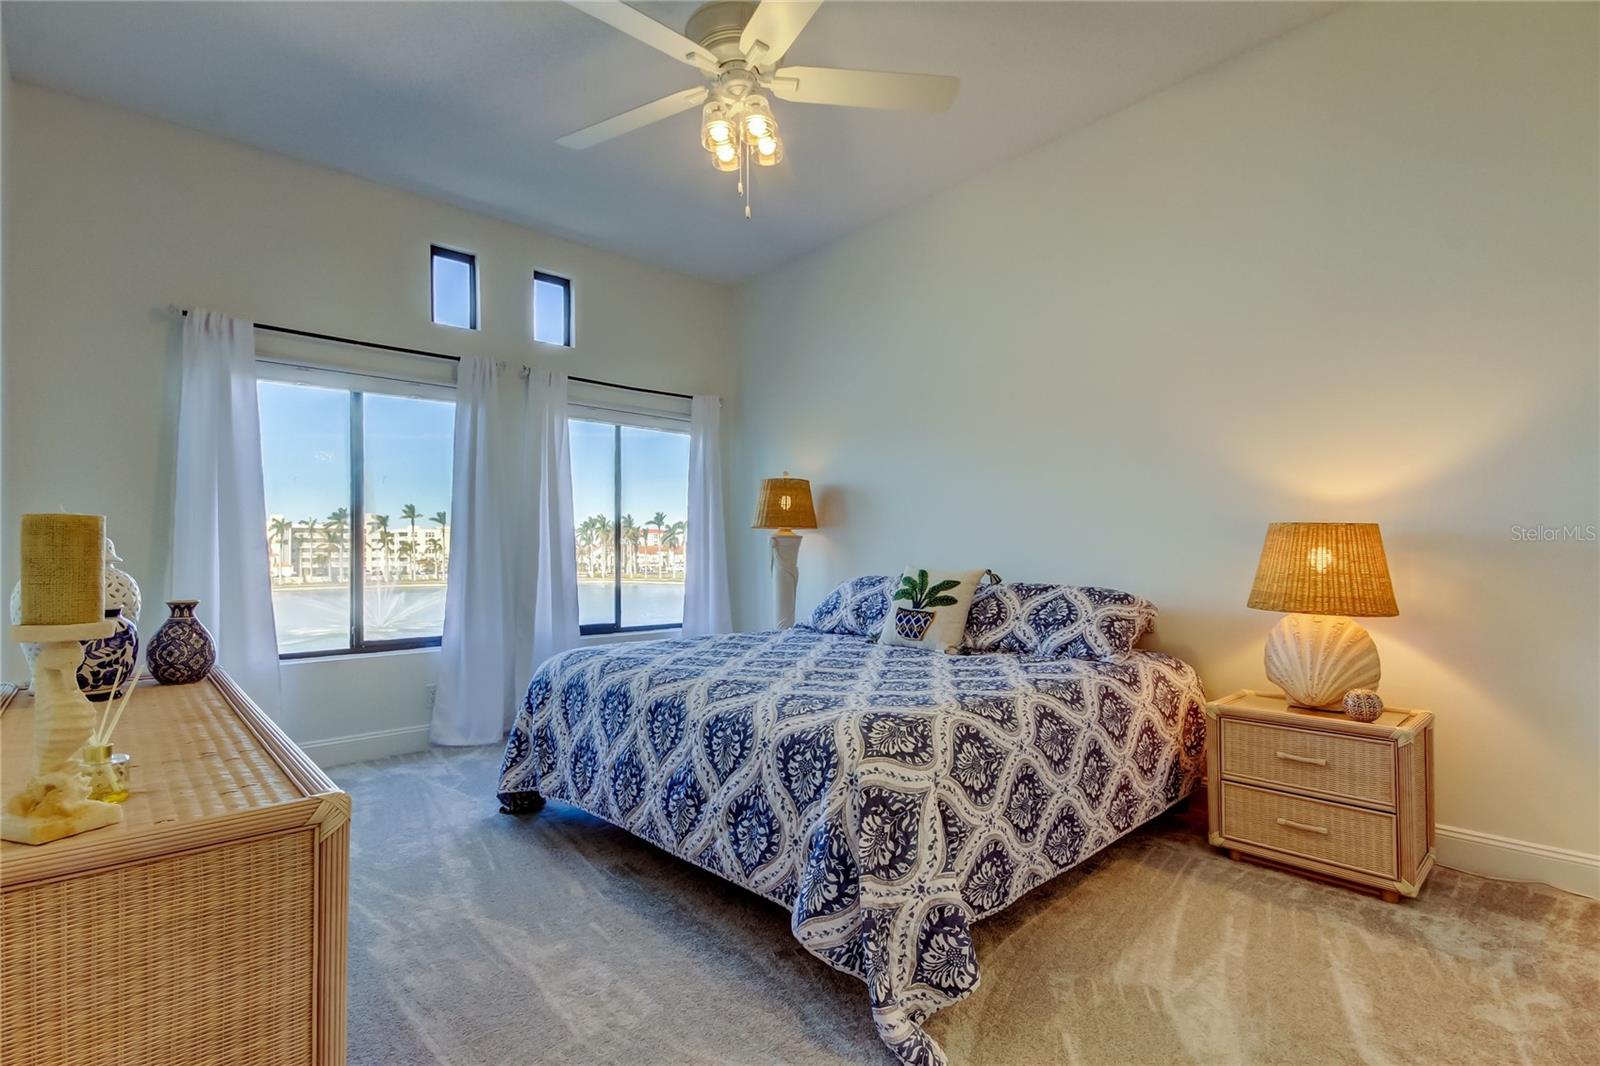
[731,4,1599,888]
[2,85,734,759]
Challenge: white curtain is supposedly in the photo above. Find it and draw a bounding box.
[431,357,518,745]
[433,361,580,745]
[682,395,733,637]
[525,370,580,671]
[172,310,282,716]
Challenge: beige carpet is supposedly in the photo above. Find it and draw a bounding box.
[334,745,1598,1066]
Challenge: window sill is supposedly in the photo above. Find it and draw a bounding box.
[578,628,680,646]
[279,645,441,666]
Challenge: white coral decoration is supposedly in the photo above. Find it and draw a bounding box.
[103,538,141,623]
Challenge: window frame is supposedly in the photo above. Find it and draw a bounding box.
[570,408,689,637]
[532,270,573,348]
[431,245,479,331]
[258,363,454,660]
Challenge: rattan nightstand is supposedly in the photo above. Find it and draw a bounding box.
[1,672,349,1065]
[1205,689,1435,902]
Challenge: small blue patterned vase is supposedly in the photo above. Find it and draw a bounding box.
[147,599,217,685]
[79,608,139,702]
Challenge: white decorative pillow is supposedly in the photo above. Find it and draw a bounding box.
[880,568,983,654]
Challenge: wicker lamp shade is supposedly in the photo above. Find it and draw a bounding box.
[751,475,817,531]
[1248,522,1397,617]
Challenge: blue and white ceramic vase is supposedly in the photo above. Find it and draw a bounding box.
[79,608,140,702]
[146,599,217,685]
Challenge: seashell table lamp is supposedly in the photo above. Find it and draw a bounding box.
[1247,522,1398,709]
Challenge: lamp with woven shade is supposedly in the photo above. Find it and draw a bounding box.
[752,473,817,628]
[1247,522,1398,708]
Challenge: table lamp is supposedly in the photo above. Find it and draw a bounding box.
[752,473,817,628]
[1247,522,1398,708]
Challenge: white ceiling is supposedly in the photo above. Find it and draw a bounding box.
[3,1,1336,283]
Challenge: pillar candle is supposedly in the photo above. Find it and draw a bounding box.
[19,514,105,625]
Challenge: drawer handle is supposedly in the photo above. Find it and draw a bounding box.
[1274,750,1327,767]
[1276,817,1329,835]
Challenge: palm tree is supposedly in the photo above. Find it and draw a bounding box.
[664,521,686,577]
[302,517,321,581]
[591,514,615,576]
[620,514,640,577]
[576,516,600,576]
[648,510,669,575]
[326,507,350,582]
[400,504,421,579]
[431,511,449,573]
[378,530,397,580]
[368,514,390,579]
[268,517,293,580]
[396,540,413,578]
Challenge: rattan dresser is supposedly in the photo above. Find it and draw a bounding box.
[0,671,349,1065]
[1205,689,1434,902]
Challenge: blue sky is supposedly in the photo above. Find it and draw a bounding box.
[570,418,690,529]
[260,383,689,531]
[258,382,454,525]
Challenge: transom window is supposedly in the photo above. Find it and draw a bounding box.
[431,246,478,330]
[569,394,690,634]
[533,271,573,347]
[257,364,455,657]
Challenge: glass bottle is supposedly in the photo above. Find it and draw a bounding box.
[83,744,131,804]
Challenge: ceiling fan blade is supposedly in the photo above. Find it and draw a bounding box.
[770,66,959,112]
[567,1,719,73]
[739,0,823,67]
[557,87,709,149]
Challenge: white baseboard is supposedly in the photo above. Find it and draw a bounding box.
[299,724,432,768]
[1435,824,1600,900]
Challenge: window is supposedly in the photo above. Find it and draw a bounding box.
[533,271,572,347]
[258,367,455,657]
[570,409,690,634]
[431,246,477,329]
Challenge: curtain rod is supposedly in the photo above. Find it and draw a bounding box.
[175,308,694,401]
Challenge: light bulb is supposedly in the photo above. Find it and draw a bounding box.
[712,142,740,172]
[755,135,782,166]
[701,100,736,153]
[757,136,776,155]
[715,143,736,163]
[740,95,777,146]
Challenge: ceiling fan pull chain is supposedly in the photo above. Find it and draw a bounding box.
[745,141,753,220]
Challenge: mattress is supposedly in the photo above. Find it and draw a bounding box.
[497,628,1207,1066]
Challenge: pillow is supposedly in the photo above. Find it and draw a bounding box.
[803,575,892,636]
[963,582,1157,660]
[880,568,984,654]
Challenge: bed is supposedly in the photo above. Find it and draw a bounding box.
[497,626,1207,1066]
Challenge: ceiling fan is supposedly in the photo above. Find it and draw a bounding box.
[561,0,960,217]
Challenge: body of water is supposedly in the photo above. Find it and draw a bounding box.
[272,579,684,652]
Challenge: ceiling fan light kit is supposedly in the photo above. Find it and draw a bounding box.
[564,0,959,218]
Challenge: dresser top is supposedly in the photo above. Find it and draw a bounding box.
[1206,688,1433,740]
[1,671,342,886]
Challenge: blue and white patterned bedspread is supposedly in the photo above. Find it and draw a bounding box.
[497,628,1207,1065]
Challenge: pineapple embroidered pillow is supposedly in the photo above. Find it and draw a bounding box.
[880,568,983,654]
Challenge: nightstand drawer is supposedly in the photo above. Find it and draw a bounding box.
[1221,718,1394,807]
[1220,783,1397,879]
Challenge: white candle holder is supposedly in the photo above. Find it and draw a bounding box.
[2,620,123,845]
